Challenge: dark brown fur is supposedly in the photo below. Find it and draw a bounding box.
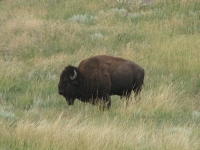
[58,55,145,109]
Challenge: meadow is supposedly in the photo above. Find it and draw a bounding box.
[0,0,200,149]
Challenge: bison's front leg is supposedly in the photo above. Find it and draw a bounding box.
[105,96,111,109]
[99,96,111,111]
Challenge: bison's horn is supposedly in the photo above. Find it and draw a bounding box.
[70,70,77,80]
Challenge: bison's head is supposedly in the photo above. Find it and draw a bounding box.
[58,66,80,105]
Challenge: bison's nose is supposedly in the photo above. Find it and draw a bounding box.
[59,90,64,95]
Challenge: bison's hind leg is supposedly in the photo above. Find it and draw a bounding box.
[125,92,132,108]
[133,75,144,103]
[133,87,142,103]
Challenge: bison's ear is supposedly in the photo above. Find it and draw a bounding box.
[72,80,79,85]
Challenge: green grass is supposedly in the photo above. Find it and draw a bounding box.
[0,0,200,149]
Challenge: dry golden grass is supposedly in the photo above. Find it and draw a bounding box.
[1,108,198,150]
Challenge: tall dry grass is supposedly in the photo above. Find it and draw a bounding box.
[1,84,199,149]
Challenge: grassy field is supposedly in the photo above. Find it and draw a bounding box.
[0,0,200,149]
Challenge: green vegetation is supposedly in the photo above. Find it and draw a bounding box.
[0,0,200,149]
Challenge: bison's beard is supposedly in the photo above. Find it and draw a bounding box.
[66,98,75,105]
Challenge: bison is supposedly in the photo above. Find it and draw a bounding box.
[58,55,144,109]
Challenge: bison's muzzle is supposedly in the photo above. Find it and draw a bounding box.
[58,90,64,95]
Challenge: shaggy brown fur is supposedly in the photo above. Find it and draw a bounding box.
[58,55,145,109]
